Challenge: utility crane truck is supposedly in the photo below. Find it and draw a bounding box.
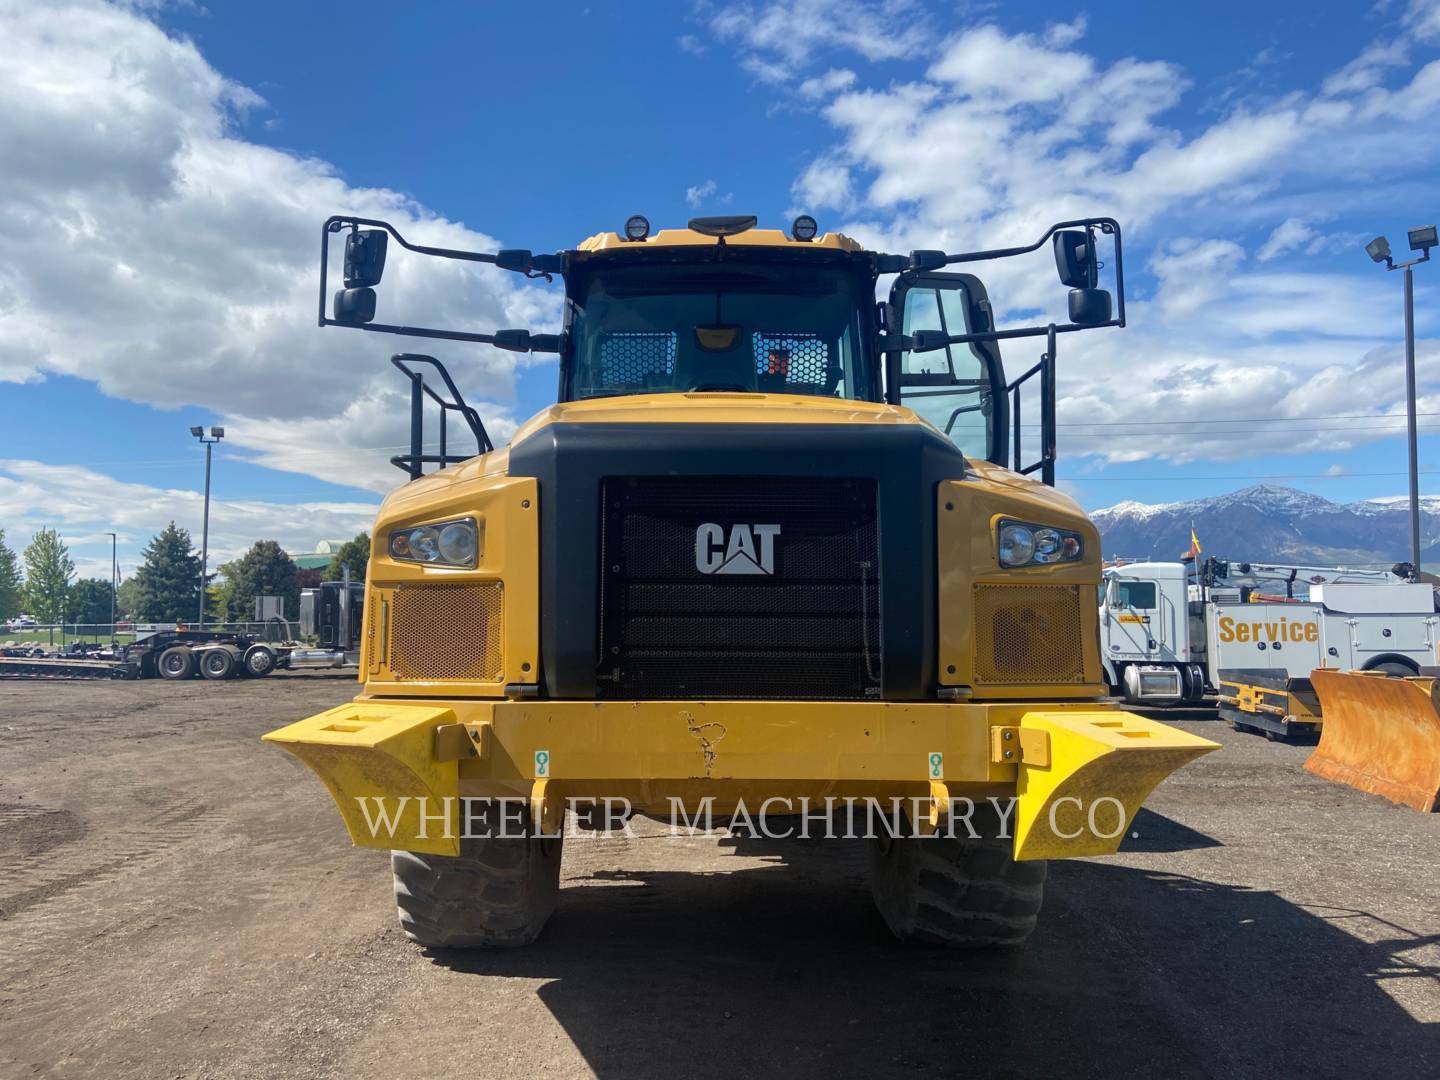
[264,210,1216,949]
[1101,558,1438,738]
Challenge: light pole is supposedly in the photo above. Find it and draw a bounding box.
[1366,225,1436,580]
[190,425,225,627]
[107,531,117,640]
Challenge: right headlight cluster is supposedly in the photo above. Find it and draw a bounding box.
[997,519,1083,568]
[389,517,479,568]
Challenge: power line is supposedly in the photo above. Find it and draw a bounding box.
[1055,410,1440,428]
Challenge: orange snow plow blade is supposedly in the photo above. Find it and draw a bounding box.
[1307,670,1440,812]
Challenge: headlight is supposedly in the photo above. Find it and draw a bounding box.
[998,523,1036,567]
[389,517,478,568]
[998,519,1083,568]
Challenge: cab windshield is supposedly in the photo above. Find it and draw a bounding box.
[564,262,878,402]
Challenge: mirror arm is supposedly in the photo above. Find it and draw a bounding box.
[331,319,562,353]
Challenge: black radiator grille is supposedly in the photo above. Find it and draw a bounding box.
[598,476,881,699]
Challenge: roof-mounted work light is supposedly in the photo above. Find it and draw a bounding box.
[1408,224,1438,253]
[791,215,818,242]
[624,215,650,242]
[689,215,758,238]
[1365,236,1392,264]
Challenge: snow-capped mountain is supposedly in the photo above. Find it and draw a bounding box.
[1092,484,1440,567]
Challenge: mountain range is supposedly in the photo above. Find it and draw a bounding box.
[1091,484,1440,568]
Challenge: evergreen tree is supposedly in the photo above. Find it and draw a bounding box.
[132,522,202,623]
[22,528,74,623]
[324,532,371,583]
[65,578,115,625]
[220,540,300,621]
[0,530,21,621]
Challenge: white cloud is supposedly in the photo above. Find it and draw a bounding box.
[1150,239,1246,320]
[1256,218,1318,261]
[0,0,552,499]
[677,34,708,55]
[1322,40,1409,96]
[1043,15,1088,48]
[709,0,933,65]
[686,179,719,207]
[928,25,1095,104]
[798,67,857,100]
[0,459,375,578]
[1406,0,1440,42]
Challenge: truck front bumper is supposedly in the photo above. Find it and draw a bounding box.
[263,697,1216,861]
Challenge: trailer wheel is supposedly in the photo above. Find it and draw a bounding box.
[391,801,562,949]
[868,816,1046,948]
[243,644,276,677]
[157,646,196,680]
[199,648,237,680]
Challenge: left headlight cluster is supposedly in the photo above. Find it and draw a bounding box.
[997,519,1083,568]
[389,517,479,568]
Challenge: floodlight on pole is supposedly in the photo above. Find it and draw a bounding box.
[1364,224,1434,580]
[190,425,225,627]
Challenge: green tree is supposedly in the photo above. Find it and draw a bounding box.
[0,530,21,621]
[66,578,115,625]
[324,532,371,583]
[22,528,74,623]
[132,522,202,623]
[219,540,300,621]
[116,576,141,620]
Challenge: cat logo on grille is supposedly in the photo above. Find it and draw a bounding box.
[695,522,781,575]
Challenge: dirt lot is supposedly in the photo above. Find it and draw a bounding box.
[0,676,1436,1079]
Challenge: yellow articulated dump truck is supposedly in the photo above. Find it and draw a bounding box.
[265,211,1217,949]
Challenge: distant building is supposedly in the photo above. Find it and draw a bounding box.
[292,539,350,572]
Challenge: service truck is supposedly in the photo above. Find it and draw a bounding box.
[1101,559,1437,737]
[264,210,1217,950]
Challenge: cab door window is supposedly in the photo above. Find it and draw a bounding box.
[891,273,1001,460]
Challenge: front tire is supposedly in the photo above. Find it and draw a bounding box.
[869,826,1046,948]
[392,801,562,949]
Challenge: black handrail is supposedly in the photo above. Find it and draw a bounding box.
[1007,325,1058,486]
[389,353,493,480]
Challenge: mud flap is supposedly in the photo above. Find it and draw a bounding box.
[1010,711,1219,860]
[1307,670,1440,812]
[263,703,462,855]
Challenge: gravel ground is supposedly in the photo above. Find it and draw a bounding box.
[0,677,1436,1079]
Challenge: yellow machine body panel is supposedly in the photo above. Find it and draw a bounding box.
[576,226,864,253]
[265,697,1217,859]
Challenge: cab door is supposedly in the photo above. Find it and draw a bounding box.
[1108,577,1160,658]
[887,272,1007,465]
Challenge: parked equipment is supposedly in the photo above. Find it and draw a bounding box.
[1101,559,1437,739]
[265,210,1218,951]
[291,579,365,669]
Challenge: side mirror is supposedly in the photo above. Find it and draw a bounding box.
[1069,288,1112,326]
[1053,230,1095,289]
[344,229,387,288]
[333,287,376,324]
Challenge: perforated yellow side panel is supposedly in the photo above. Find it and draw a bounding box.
[389,583,503,682]
[973,583,1085,685]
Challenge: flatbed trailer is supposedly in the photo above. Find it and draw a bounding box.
[0,656,137,680]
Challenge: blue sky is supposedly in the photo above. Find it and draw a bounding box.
[2,0,1440,579]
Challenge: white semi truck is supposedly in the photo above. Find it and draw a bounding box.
[1100,559,1438,737]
